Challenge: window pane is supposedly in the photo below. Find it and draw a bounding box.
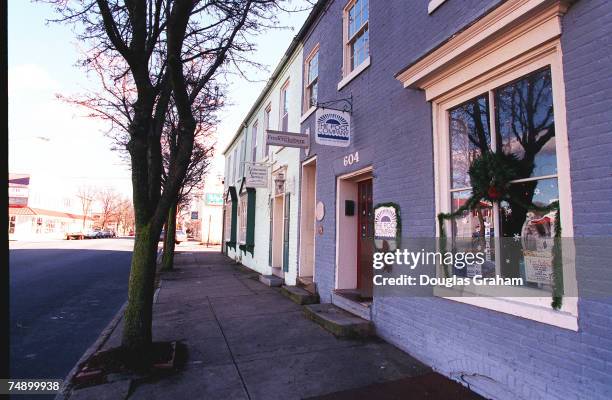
[308,53,318,84]
[350,28,369,70]
[349,5,357,37]
[500,177,558,238]
[449,94,491,189]
[309,81,318,107]
[495,67,556,178]
[451,190,494,238]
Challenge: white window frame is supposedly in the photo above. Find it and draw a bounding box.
[303,44,320,119]
[238,194,247,244]
[432,40,578,330]
[251,121,258,162]
[264,103,272,158]
[338,0,370,90]
[279,79,290,132]
[224,203,232,241]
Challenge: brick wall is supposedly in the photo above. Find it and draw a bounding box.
[301,0,612,399]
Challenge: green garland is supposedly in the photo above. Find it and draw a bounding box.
[437,151,563,310]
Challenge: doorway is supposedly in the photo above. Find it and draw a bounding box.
[299,158,317,292]
[335,167,373,303]
[271,194,285,278]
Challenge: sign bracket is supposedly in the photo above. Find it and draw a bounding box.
[316,95,353,114]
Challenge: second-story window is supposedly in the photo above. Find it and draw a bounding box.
[251,121,258,162]
[305,46,319,110]
[264,103,272,156]
[280,80,290,132]
[345,0,369,73]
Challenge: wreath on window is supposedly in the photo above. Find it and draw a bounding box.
[437,150,563,310]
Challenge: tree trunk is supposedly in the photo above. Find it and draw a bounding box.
[161,204,177,271]
[121,222,159,366]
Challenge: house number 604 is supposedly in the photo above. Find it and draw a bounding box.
[343,151,360,167]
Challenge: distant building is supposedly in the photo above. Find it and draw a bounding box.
[8,173,93,240]
[197,174,224,246]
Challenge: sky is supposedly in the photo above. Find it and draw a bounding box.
[8,1,312,199]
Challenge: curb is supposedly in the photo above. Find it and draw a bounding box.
[55,302,127,400]
[56,249,165,400]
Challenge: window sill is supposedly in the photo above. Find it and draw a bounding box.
[300,106,317,123]
[434,287,578,331]
[337,56,371,91]
[428,0,447,14]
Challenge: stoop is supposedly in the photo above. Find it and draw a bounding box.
[259,274,284,287]
[303,303,374,339]
[280,285,320,305]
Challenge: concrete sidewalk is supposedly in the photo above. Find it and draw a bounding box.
[69,245,483,400]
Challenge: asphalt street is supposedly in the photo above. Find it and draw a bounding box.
[9,238,135,393]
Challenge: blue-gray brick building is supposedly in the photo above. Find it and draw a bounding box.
[295,0,612,399]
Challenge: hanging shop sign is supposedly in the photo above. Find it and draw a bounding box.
[374,203,401,251]
[315,109,351,147]
[266,130,309,148]
[245,163,269,188]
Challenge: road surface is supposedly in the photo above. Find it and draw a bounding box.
[9,238,135,392]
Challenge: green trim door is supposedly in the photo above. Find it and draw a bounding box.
[245,188,256,254]
[282,193,290,273]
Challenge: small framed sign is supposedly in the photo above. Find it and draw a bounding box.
[373,203,401,250]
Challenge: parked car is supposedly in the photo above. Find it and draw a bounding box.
[128,229,135,236]
[65,232,85,240]
[102,229,115,238]
[175,230,187,244]
[159,229,188,244]
[84,229,98,239]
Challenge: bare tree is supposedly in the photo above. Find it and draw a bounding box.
[46,0,287,362]
[116,197,135,235]
[96,187,122,229]
[160,98,215,271]
[76,186,96,231]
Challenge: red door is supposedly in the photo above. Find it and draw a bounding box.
[357,179,373,299]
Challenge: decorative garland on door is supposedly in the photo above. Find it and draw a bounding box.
[436,151,563,310]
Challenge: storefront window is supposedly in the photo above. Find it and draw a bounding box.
[238,195,247,244]
[447,67,558,240]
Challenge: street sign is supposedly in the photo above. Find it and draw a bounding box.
[191,211,199,220]
[315,109,351,147]
[265,130,309,148]
[245,163,269,188]
[205,193,223,205]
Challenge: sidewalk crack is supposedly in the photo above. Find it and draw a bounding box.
[207,297,252,400]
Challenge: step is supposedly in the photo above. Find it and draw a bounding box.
[303,303,374,339]
[331,291,372,321]
[259,274,284,287]
[297,276,317,294]
[280,285,319,305]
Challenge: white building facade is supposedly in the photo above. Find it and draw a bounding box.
[223,40,304,286]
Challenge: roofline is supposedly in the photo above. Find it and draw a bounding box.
[222,0,327,155]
